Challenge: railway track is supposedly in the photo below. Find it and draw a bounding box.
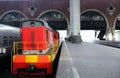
[18,72,46,78]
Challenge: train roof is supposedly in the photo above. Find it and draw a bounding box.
[22,20,53,30]
[0,24,20,32]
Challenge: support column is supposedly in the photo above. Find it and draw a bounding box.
[106,27,115,41]
[69,0,82,43]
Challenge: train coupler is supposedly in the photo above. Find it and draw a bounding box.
[27,64,35,72]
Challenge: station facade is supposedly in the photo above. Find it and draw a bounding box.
[0,0,120,35]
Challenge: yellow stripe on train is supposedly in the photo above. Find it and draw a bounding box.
[25,55,38,63]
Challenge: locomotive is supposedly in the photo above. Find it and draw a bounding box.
[11,20,59,77]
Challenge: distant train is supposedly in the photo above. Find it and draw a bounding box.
[11,20,60,77]
[0,24,20,60]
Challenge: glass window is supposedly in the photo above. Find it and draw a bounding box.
[39,11,67,30]
[81,11,106,30]
[0,12,25,27]
[3,36,8,46]
[9,37,13,45]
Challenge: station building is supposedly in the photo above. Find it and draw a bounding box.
[0,0,120,39]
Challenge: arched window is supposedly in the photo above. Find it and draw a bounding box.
[39,11,67,30]
[0,12,26,27]
[81,11,107,30]
[115,15,120,29]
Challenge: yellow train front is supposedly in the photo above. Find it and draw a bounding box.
[11,20,59,76]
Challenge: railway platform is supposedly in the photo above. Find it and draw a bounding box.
[56,41,120,78]
[95,40,120,48]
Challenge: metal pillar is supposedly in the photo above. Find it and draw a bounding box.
[69,0,82,43]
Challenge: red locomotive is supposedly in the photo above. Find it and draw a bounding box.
[11,20,59,77]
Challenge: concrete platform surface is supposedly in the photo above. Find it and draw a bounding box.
[56,41,120,78]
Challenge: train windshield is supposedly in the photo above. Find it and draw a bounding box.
[22,20,44,27]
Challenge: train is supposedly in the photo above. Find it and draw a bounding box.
[0,24,20,63]
[11,20,60,77]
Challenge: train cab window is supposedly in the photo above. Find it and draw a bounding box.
[3,40,7,46]
[4,36,7,38]
[9,37,13,45]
